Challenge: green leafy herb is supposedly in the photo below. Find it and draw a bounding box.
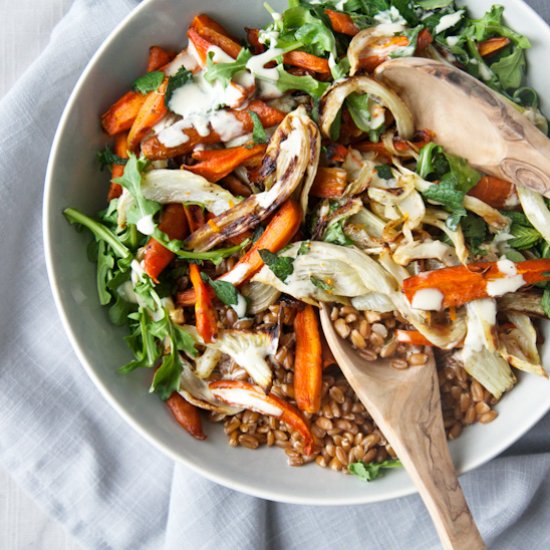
[375,164,393,180]
[113,153,161,230]
[490,47,526,90]
[133,71,164,94]
[330,56,350,80]
[416,0,454,8]
[96,241,115,306]
[109,293,133,326]
[252,226,265,243]
[323,219,353,246]
[259,249,295,282]
[276,66,330,98]
[201,272,239,306]
[541,287,550,318]
[508,224,542,250]
[298,241,311,255]
[97,146,128,172]
[348,459,402,482]
[443,153,481,194]
[165,66,193,107]
[388,26,423,58]
[249,111,268,144]
[416,143,449,181]
[204,48,252,86]
[346,93,384,134]
[461,214,488,256]
[422,180,467,230]
[310,275,334,292]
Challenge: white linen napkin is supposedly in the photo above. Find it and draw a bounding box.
[1,1,550,548]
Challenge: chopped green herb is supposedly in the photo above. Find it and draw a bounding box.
[204,48,252,87]
[375,164,393,180]
[298,241,311,256]
[165,66,193,107]
[348,459,402,482]
[133,71,164,94]
[276,66,330,98]
[310,275,334,292]
[249,111,268,144]
[422,180,467,231]
[323,219,353,246]
[259,249,295,282]
[97,146,128,172]
[201,272,239,306]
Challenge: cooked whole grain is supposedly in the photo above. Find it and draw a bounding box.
[206,302,501,473]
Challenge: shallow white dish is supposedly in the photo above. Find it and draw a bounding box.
[43,0,550,505]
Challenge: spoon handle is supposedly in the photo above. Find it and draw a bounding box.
[386,368,485,550]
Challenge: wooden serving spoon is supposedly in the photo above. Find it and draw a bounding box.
[319,305,485,550]
[375,57,550,197]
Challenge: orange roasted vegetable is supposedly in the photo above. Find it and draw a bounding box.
[310,167,348,198]
[143,204,188,283]
[283,51,331,75]
[127,79,168,151]
[166,392,206,440]
[186,144,267,181]
[396,330,434,347]
[175,200,302,306]
[107,132,129,201]
[209,380,314,454]
[183,204,206,233]
[478,36,511,57]
[467,175,518,209]
[147,45,176,72]
[294,305,323,414]
[403,259,550,310]
[189,263,218,343]
[325,9,360,36]
[101,91,147,136]
[188,14,242,61]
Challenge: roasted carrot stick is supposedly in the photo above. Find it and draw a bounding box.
[188,16,242,61]
[209,380,314,454]
[143,204,188,283]
[321,331,337,369]
[246,27,265,54]
[396,330,434,347]
[186,144,267,181]
[324,142,348,163]
[294,305,323,414]
[220,174,252,197]
[147,45,176,72]
[101,91,147,136]
[107,132,129,201]
[183,204,206,233]
[283,51,331,75]
[166,392,206,440]
[310,167,348,198]
[175,200,302,306]
[189,263,218,343]
[190,13,235,38]
[403,259,550,310]
[467,175,517,209]
[478,36,511,57]
[127,79,168,151]
[325,9,360,36]
[141,100,286,160]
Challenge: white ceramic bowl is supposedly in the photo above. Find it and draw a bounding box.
[44,0,550,505]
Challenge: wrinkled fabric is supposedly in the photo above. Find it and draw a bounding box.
[0,1,549,548]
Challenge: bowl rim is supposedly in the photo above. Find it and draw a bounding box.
[43,0,550,506]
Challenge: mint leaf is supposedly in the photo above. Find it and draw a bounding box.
[201,272,239,306]
[422,180,467,230]
[259,249,294,282]
[348,459,402,481]
[323,219,353,246]
[249,111,268,144]
[133,71,164,94]
[165,66,193,107]
[310,275,334,292]
[509,224,541,250]
[97,146,128,172]
[461,214,488,256]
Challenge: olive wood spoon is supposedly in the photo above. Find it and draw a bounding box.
[319,305,485,550]
[375,57,550,197]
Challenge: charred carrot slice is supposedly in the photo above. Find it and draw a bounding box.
[186,144,267,181]
[189,263,218,343]
[294,305,323,414]
[183,204,206,233]
[325,9,360,36]
[143,204,188,283]
[283,51,331,75]
[101,91,147,136]
[478,36,511,57]
[467,175,517,209]
[188,15,242,61]
[246,27,265,54]
[220,174,252,197]
[147,45,176,72]
[403,259,550,310]
[209,380,314,454]
[190,14,235,38]
[166,392,206,440]
[107,132,129,201]
[310,167,348,198]
[127,79,168,151]
[175,200,302,306]
[141,100,286,160]
[416,29,433,52]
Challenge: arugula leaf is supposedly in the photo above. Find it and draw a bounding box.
[109,293,133,326]
[201,272,239,305]
[259,249,295,282]
[96,241,115,306]
[376,164,393,180]
[330,56,350,80]
[346,93,384,134]
[443,154,481,193]
[490,47,526,90]
[275,66,330,98]
[133,71,164,94]
[422,180,467,230]
[348,459,402,481]
[113,153,161,229]
[323,219,353,246]
[165,66,193,107]
[97,146,128,172]
[121,307,162,373]
[249,111,268,144]
[391,0,419,25]
[310,275,334,292]
[204,48,252,87]
[388,26,422,58]
[416,0,454,8]
[416,143,449,180]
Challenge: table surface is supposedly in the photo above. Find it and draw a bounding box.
[0,0,82,547]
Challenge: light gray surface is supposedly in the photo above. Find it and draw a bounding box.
[1,0,550,548]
